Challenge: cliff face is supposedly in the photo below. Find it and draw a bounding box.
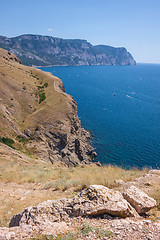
[0,34,136,66]
[0,48,96,166]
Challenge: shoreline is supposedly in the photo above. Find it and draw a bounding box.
[33,63,135,68]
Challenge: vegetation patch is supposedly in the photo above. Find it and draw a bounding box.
[56,233,76,240]
[37,82,48,90]
[30,233,76,240]
[78,223,94,237]
[38,91,46,103]
[55,224,112,239]
[35,82,48,104]
[78,223,113,238]
[0,136,15,149]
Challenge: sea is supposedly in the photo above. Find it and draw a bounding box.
[40,64,160,169]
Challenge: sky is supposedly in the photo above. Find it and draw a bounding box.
[0,0,160,63]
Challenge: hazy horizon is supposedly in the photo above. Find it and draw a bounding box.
[1,0,160,64]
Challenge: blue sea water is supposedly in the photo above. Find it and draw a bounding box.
[40,64,160,169]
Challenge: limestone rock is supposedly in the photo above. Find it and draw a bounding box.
[9,185,139,228]
[9,199,70,227]
[72,185,139,218]
[123,186,156,214]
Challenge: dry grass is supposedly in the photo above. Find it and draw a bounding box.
[148,185,160,209]
[0,47,69,134]
[0,157,148,189]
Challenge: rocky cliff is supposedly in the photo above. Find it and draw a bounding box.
[0,34,136,66]
[0,48,96,166]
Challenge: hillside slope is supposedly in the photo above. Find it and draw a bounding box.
[0,34,136,66]
[0,48,96,166]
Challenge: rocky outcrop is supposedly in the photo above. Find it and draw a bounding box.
[9,185,156,228]
[24,124,96,167]
[0,34,136,66]
[123,186,157,214]
[73,185,138,218]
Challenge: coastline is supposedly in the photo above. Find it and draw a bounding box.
[34,63,135,68]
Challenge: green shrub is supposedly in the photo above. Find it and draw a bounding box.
[39,91,46,103]
[79,223,94,237]
[0,137,15,149]
[56,232,76,240]
[37,83,48,90]
[35,82,48,104]
[78,223,112,238]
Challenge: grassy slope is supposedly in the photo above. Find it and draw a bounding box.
[0,48,74,155]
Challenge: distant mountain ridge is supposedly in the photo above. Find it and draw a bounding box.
[0,34,136,66]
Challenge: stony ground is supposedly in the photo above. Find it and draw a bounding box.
[0,216,160,239]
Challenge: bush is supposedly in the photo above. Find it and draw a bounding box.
[43,83,48,88]
[0,137,15,149]
[35,82,48,104]
[37,83,48,90]
[39,91,46,104]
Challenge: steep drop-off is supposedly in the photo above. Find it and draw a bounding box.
[0,48,96,166]
[0,34,136,66]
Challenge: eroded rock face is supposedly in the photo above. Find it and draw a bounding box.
[23,78,96,167]
[24,119,95,167]
[0,34,136,66]
[123,186,157,214]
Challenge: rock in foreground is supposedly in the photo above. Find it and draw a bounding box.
[9,185,157,228]
[123,185,157,214]
[73,185,138,218]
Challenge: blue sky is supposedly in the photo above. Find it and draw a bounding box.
[0,0,160,63]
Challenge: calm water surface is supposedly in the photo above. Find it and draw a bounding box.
[40,64,160,169]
